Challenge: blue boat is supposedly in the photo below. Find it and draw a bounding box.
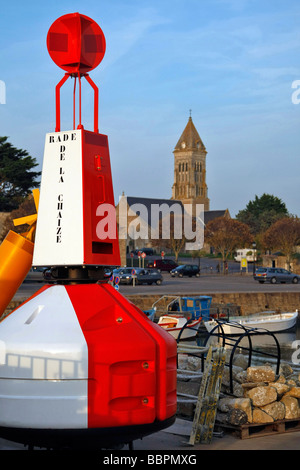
[143,295,212,323]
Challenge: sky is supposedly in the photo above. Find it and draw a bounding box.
[1,0,300,218]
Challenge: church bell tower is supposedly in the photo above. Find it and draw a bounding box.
[171,116,210,210]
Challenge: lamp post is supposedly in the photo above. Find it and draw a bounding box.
[252,242,257,275]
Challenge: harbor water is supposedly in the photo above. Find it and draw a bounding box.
[196,315,300,371]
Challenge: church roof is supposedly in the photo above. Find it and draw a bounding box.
[204,210,230,224]
[120,196,229,226]
[126,196,182,212]
[124,196,183,226]
[174,117,206,152]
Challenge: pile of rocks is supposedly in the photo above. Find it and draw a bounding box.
[217,357,300,426]
[177,352,300,427]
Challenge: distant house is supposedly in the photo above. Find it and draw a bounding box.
[116,194,230,264]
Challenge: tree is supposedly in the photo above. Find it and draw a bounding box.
[205,217,252,273]
[150,209,204,261]
[151,213,187,261]
[236,193,289,235]
[0,193,36,242]
[262,217,300,269]
[0,137,40,211]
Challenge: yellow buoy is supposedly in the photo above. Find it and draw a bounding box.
[0,230,34,316]
[0,189,39,316]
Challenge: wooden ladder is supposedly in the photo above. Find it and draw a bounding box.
[189,345,226,445]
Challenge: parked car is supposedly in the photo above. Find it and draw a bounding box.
[170,264,200,278]
[113,267,135,284]
[254,267,300,284]
[147,258,178,272]
[25,267,47,282]
[135,268,162,285]
[113,267,162,285]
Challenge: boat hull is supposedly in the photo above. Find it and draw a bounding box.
[205,312,298,335]
[158,316,201,339]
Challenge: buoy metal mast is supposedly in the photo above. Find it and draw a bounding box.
[0,13,177,449]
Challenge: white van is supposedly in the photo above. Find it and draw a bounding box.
[234,248,255,262]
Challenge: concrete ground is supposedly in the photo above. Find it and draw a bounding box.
[1,418,300,451]
[133,420,300,450]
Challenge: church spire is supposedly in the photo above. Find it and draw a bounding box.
[174,116,206,152]
[171,116,209,210]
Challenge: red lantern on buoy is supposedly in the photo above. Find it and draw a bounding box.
[47,13,106,74]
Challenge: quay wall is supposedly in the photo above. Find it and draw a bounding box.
[124,292,300,316]
[4,292,300,317]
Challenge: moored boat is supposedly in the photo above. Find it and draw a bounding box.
[144,295,212,340]
[204,311,298,335]
[144,295,212,321]
[157,314,202,339]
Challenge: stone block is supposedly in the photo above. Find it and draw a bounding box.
[269,382,290,396]
[247,386,277,407]
[280,396,299,419]
[261,401,285,420]
[252,408,274,424]
[279,363,294,378]
[247,366,275,383]
[284,386,300,399]
[218,397,252,423]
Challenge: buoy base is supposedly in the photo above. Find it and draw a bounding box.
[0,415,175,450]
[0,283,177,449]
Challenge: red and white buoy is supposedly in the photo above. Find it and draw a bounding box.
[0,13,177,449]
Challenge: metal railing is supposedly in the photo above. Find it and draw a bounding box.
[203,319,281,394]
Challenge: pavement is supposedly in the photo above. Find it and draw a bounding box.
[133,418,300,451]
[1,418,300,452]
[17,272,300,300]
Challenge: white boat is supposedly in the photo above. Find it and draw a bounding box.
[204,311,298,336]
[157,314,202,339]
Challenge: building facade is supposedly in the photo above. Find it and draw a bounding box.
[116,116,229,265]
